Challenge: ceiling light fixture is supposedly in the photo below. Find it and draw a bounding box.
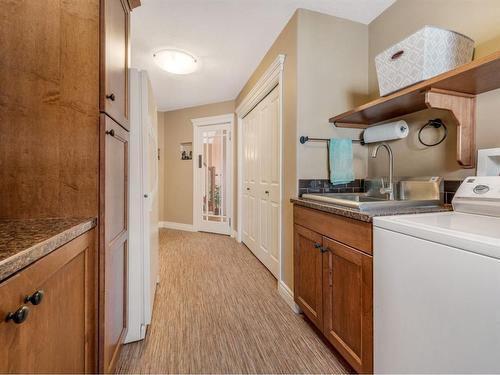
[152,48,199,75]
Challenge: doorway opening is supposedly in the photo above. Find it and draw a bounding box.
[192,114,234,235]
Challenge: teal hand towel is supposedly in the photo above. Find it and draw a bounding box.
[329,138,355,185]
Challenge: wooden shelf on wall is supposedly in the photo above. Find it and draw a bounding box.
[329,51,500,168]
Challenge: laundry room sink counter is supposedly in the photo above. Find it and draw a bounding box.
[291,197,452,222]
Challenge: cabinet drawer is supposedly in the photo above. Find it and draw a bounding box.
[0,229,97,373]
[294,206,372,254]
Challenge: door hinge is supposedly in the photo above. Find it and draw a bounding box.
[229,217,231,226]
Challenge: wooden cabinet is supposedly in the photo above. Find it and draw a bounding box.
[101,0,130,130]
[0,230,97,373]
[294,225,323,329]
[294,205,373,373]
[99,114,129,373]
[322,237,373,374]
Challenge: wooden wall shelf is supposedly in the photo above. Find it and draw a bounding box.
[329,51,500,168]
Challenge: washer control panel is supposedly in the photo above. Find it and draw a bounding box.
[453,176,500,216]
[457,176,500,198]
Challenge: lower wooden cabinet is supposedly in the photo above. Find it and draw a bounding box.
[99,114,129,373]
[294,205,373,373]
[0,230,97,373]
[322,237,373,373]
[294,224,323,329]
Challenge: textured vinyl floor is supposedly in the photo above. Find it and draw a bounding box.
[115,229,351,374]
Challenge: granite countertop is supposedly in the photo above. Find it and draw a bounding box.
[291,197,452,222]
[0,217,97,282]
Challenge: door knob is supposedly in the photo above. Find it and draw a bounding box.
[246,187,250,191]
[144,194,149,198]
[5,306,30,324]
[106,93,116,101]
[25,290,44,306]
[265,190,269,194]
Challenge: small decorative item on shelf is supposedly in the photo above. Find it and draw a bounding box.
[180,142,193,160]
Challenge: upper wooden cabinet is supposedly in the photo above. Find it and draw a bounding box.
[0,230,97,373]
[101,0,131,130]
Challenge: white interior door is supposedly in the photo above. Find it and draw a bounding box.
[242,109,258,252]
[242,86,280,278]
[194,121,232,235]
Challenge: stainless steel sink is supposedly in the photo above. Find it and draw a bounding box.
[301,178,443,211]
[302,192,441,211]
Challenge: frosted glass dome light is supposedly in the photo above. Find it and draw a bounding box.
[153,49,199,75]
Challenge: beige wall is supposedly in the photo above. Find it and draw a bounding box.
[236,11,298,289]
[297,9,369,180]
[158,100,235,225]
[235,9,369,290]
[368,0,500,179]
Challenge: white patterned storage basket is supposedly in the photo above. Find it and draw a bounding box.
[375,26,474,96]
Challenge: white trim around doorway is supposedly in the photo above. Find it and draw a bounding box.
[235,54,286,293]
[191,113,235,234]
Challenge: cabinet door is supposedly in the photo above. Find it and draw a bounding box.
[100,114,129,373]
[0,230,97,373]
[322,237,373,373]
[293,224,323,329]
[101,0,130,129]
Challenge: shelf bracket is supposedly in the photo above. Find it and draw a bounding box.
[425,88,476,168]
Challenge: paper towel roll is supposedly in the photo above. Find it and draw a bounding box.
[362,120,409,144]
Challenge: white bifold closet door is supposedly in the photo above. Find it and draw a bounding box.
[242,86,280,278]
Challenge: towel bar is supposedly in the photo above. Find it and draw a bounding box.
[299,136,364,145]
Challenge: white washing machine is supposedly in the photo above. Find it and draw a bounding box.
[373,176,500,374]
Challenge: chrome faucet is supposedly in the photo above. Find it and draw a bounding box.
[371,143,394,200]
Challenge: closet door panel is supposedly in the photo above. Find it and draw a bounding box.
[241,86,280,278]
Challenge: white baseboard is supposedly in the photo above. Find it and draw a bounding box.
[278,280,301,314]
[159,221,196,232]
[231,230,238,239]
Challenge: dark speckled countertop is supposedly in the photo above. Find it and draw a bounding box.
[291,197,452,222]
[0,217,97,282]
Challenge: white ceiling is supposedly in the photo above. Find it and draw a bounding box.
[131,0,395,111]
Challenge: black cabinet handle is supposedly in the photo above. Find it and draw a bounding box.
[5,306,30,324]
[106,93,116,101]
[320,246,329,254]
[105,129,115,137]
[25,290,44,306]
[314,243,322,249]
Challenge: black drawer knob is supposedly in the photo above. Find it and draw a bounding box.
[106,93,116,101]
[6,306,30,324]
[25,290,44,306]
[105,129,115,137]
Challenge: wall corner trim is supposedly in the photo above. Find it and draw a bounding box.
[159,221,196,232]
[235,54,286,118]
[278,280,301,314]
